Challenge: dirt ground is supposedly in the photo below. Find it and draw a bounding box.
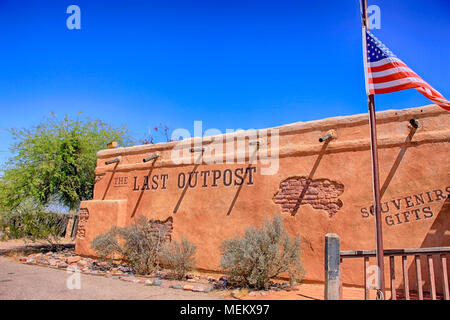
[0,240,370,300]
[0,256,224,300]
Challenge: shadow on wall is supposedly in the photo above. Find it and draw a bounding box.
[380,126,417,198]
[291,140,330,216]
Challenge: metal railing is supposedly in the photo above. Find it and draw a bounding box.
[341,247,450,300]
[324,234,450,300]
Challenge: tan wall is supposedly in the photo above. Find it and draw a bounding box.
[75,104,450,291]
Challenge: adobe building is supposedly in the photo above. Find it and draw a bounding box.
[75,104,449,290]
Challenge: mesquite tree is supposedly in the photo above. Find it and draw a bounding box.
[0,114,131,241]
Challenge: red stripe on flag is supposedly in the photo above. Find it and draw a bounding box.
[368,71,421,84]
[372,83,421,94]
[368,61,409,72]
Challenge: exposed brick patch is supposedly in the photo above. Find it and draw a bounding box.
[95,174,105,183]
[273,177,344,217]
[149,216,173,242]
[76,208,90,239]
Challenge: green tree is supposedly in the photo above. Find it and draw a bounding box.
[0,113,131,212]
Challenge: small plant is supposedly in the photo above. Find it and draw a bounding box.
[220,214,305,290]
[159,237,197,280]
[91,215,167,275]
[0,198,66,246]
[90,228,122,260]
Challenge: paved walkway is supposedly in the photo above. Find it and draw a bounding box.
[0,257,222,300]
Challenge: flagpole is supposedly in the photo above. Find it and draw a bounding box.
[361,0,386,299]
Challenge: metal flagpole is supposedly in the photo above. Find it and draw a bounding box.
[361,0,386,299]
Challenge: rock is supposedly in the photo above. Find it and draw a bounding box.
[183,284,195,291]
[66,256,81,264]
[169,284,184,290]
[26,258,35,264]
[57,262,68,269]
[213,283,226,290]
[152,279,162,286]
[144,278,162,286]
[121,276,139,283]
[192,286,206,292]
[67,266,79,272]
[77,260,89,267]
[231,289,249,299]
[48,259,59,266]
[19,257,27,262]
[119,266,132,273]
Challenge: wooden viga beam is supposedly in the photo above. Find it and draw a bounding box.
[105,157,121,165]
[143,153,159,163]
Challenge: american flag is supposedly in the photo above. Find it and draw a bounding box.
[364,29,450,111]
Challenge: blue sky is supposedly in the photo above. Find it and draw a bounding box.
[0,0,449,164]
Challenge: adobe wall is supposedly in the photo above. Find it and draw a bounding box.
[75,104,450,291]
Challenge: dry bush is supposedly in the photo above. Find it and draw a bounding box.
[91,215,167,275]
[159,237,196,280]
[220,214,305,290]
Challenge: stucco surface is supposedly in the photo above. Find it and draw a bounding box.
[75,104,450,291]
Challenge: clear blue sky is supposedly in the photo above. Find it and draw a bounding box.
[0,0,449,164]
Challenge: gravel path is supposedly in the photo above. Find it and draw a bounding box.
[0,256,222,300]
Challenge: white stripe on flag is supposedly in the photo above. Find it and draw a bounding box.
[368,67,416,78]
[368,77,428,90]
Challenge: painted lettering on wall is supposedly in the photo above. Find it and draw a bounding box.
[360,186,450,226]
[125,166,257,191]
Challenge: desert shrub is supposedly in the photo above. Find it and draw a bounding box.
[0,199,66,245]
[220,214,305,290]
[90,228,122,260]
[91,215,167,275]
[159,237,196,280]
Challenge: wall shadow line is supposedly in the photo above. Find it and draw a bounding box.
[101,162,119,200]
[380,127,417,199]
[291,140,329,216]
[226,147,258,216]
[173,152,203,214]
[130,158,158,218]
